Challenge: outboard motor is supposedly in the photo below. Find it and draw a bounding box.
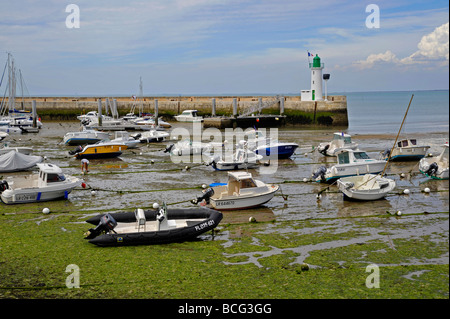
[164,144,174,153]
[81,119,91,126]
[319,144,330,156]
[69,145,83,155]
[425,162,439,176]
[312,166,327,182]
[0,180,9,193]
[192,187,215,205]
[132,133,141,140]
[381,148,391,159]
[84,213,117,239]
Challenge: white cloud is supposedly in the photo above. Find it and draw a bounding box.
[401,22,449,64]
[354,22,449,69]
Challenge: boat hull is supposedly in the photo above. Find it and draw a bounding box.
[1,181,80,204]
[324,161,386,182]
[212,161,260,171]
[255,144,298,159]
[85,208,222,247]
[337,175,396,201]
[210,185,279,210]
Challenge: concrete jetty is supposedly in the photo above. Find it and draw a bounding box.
[8,95,348,128]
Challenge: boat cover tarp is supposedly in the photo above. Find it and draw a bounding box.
[0,150,43,172]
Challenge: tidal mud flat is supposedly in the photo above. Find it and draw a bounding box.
[0,121,448,299]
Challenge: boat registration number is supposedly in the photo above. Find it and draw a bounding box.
[217,200,235,206]
[195,220,215,232]
[15,194,37,202]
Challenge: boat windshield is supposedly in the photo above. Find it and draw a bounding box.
[47,173,66,183]
[240,178,257,188]
[354,152,370,160]
[338,152,350,164]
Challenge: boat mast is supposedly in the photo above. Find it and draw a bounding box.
[381,94,414,175]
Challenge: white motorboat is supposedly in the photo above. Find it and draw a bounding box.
[317,132,358,157]
[0,151,43,173]
[132,130,169,143]
[109,131,140,149]
[312,148,386,182]
[381,138,430,161]
[0,125,22,135]
[134,117,172,128]
[164,139,223,157]
[0,163,82,204]
[174,110,203,122]
[0,132,8,141]
[0,144,33,155]
[207,145,263,171]
[337,174,396,201]
[63,127,110,145]
[242,130,299,159]
[419,144,449,180]
[192,171,279,210]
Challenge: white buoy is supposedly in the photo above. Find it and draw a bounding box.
[249,216,256,223]
[303,178,308,182]
[202,184,207,189]
[396,211,402,216]
[42,207,50,214]
[91,190,96,196]
[400,173,405,178]
[153,203,160,209]
[150,159,154,164]
[316,194,322,200]
[403,189,410,195]
[424,187,431,193]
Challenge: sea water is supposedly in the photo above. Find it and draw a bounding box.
[342,90,449,134]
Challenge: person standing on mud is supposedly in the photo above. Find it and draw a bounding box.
[81,158,89,174]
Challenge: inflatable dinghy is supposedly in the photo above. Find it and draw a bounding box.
[84,205,222,247]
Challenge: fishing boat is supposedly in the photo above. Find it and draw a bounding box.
[132,130,169,143]
[317,132,358,157]
[243,130,299,159]
[0,150,43,172]
[84,205,222,246]
[337,174,396,201]
[68,140,127,159]
[109,131,140,149]
[192,171,279,210]
[0,144,33,155]
[174,110,203,122]
[0,163,82,204]
[312,149,386,182]
[419,144,449,180]
[206,145,263,171]
[63,127,110,145]
[381,138,430,161]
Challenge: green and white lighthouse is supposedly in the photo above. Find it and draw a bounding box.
[301,54,325,101]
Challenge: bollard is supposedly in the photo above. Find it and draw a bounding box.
[212,98,216,117]
[154,99,159,126]
[32,100,37,128]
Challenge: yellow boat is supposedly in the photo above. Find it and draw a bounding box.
[69,141,127,159]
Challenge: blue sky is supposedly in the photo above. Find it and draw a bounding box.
[1,0,448,95]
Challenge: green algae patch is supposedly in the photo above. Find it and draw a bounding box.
[0,208,448,299]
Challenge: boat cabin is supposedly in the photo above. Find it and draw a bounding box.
[226,171,259,195]
[37,163,67,188]
[333,132,352,144]
[337,149,371,165]
[181,110,200,117]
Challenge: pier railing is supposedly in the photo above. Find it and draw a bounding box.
[238,96,279,117]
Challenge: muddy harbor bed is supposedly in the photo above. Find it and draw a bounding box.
[0,121,448,299]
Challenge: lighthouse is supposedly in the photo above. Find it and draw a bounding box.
[301,54,325,101]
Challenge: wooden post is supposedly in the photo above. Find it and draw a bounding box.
[32,100,37,128]
[233,98,237,118]
[212,98,216,117]
[280,97,284,115]
[97,98,102,126]
[154,99,159,126]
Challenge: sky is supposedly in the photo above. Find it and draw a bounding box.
[0,0,448,96]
